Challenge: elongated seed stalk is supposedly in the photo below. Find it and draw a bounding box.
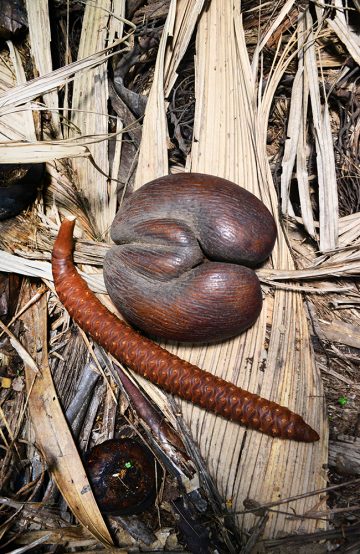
[52,219,319,442]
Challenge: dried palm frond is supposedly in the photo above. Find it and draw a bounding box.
[0,0,359,550]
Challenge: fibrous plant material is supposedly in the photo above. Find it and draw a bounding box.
[3,0,360,547]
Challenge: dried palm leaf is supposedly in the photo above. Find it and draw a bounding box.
[188,2,327,537]
[327,0,360,65]
[281,14,316,239]
[25,0,61,135]
[0,36,130,116]
[304,11,339,252]
[135,0,176,188]
[71,1,125,237]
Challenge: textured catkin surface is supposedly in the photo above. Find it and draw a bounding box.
[52,219,319,442]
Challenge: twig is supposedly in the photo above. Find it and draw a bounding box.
[0,319,39,373]
[263,522,360,549]
[235,478,360,515]
[240,515,269,553]
[65,360,100,437]
[0,286,47,340]
[6,534,51,554]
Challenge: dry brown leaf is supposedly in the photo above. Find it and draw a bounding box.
[21,285,113,547]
